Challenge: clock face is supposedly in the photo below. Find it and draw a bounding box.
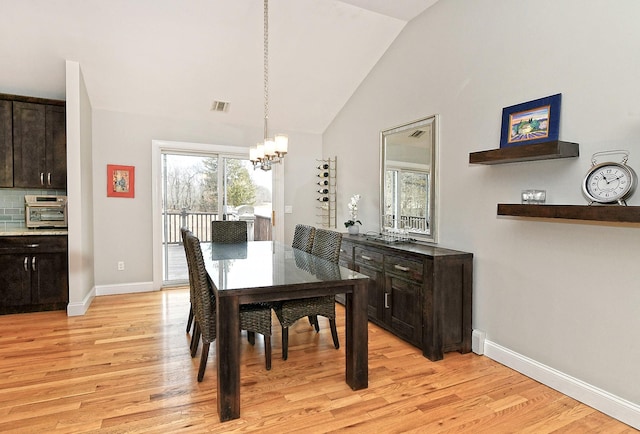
[583,163,636,203]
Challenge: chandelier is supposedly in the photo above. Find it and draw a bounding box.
[249,0,288,171]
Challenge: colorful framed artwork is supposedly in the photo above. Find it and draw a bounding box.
[499,93,561,148]
[107,164,135,198]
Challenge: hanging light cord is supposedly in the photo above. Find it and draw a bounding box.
[250,0,286,171]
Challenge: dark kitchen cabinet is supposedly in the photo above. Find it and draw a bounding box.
[13,101,67,189]
[339,234,473,361]
[0,100,12,187]
[45,105,67,188]
[0,253,31,306]
[0,235,68,314]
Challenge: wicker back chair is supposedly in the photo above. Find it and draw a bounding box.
[211,220,248,243]
[273,229,343,360]
[184,231,272,381]
[181,227,196,337]
[291,224,315,253]
[311,229,343,262]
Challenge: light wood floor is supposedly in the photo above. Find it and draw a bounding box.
[0,288,635,433]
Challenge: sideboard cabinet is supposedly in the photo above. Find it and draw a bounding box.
[339,234,473,361]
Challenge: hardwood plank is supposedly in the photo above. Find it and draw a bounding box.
[0,288,634,433]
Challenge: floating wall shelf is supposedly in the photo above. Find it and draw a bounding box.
[469,140,579,165]
[497,204,640,223]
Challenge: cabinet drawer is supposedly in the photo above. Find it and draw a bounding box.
[0,236,67,253]
[354,247,383,270]
[385,254,424,283]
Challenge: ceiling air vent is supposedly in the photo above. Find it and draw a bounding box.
[211,100,230,112]
[409,130,425,138]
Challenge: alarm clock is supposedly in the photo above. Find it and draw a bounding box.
[582,150,637,205]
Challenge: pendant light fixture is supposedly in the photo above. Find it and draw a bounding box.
[249,0,288,171]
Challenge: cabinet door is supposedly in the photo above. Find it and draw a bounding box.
[385,275,422,346]
[356,263,384,322]
[0,253,31,307]
[32,252,68,305]
[354,246,384,322]
[0,100,12,187]
[45,105,67,189]
[13,102,46,188]
[336,241,354,305]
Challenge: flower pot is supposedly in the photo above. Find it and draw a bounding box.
[347,225,359,235]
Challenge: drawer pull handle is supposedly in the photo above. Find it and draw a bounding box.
[384,293,390,309]
[394,264,410,272]
[24,257,29,272]
[27,244,39,248]
[32,257,36,271]
[361,255,372,261]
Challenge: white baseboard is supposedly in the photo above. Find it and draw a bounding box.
[484,340,640,430]
[66,286,96,316]
[95,281,156,296]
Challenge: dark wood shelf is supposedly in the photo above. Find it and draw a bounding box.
[497,204,640,223]
[469,140,579,165]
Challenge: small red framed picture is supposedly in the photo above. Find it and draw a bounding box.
[107,164,135,198]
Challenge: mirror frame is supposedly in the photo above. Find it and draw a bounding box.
[380,114,439,244]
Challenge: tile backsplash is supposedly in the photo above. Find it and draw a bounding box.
[0,188,66,231]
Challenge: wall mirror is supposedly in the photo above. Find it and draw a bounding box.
[380,115,438,243]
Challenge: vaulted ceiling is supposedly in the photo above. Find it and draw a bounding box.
[0,0,438,135]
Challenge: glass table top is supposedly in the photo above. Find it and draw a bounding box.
[201,241,367,291]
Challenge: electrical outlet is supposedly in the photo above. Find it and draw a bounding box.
[117,261,125,271]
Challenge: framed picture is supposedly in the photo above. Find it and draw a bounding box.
[499,93,561,148]
[107,164,135,198]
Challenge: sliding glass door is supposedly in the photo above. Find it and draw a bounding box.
[161,152,272,285]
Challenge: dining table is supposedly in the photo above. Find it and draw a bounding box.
[202,240,370,422]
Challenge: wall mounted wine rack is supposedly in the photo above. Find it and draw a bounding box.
[315,156,336,228]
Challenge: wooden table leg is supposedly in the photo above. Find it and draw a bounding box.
[345,280,368,390]
[216,294,240,421]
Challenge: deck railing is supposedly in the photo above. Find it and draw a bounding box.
[164,210,271,243]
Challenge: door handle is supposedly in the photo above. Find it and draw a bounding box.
[24,257,29,272]
[32,256,36,271]
[40,173,45,185]
[47,173,52,185]
[384,292,390,309]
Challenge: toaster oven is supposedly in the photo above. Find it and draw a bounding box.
[24,195,68,228]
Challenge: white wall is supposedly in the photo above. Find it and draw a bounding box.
[65,61,96,316]
[90,109,322,288]
[324,0,640,423]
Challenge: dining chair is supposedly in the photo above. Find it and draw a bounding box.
[211,220,248,243]
[274,228,342,360]
[291,224,317,327]
[181,227,196,337]
[211,219,262,342]
[184,231,272,381]
[291,224,315,253]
